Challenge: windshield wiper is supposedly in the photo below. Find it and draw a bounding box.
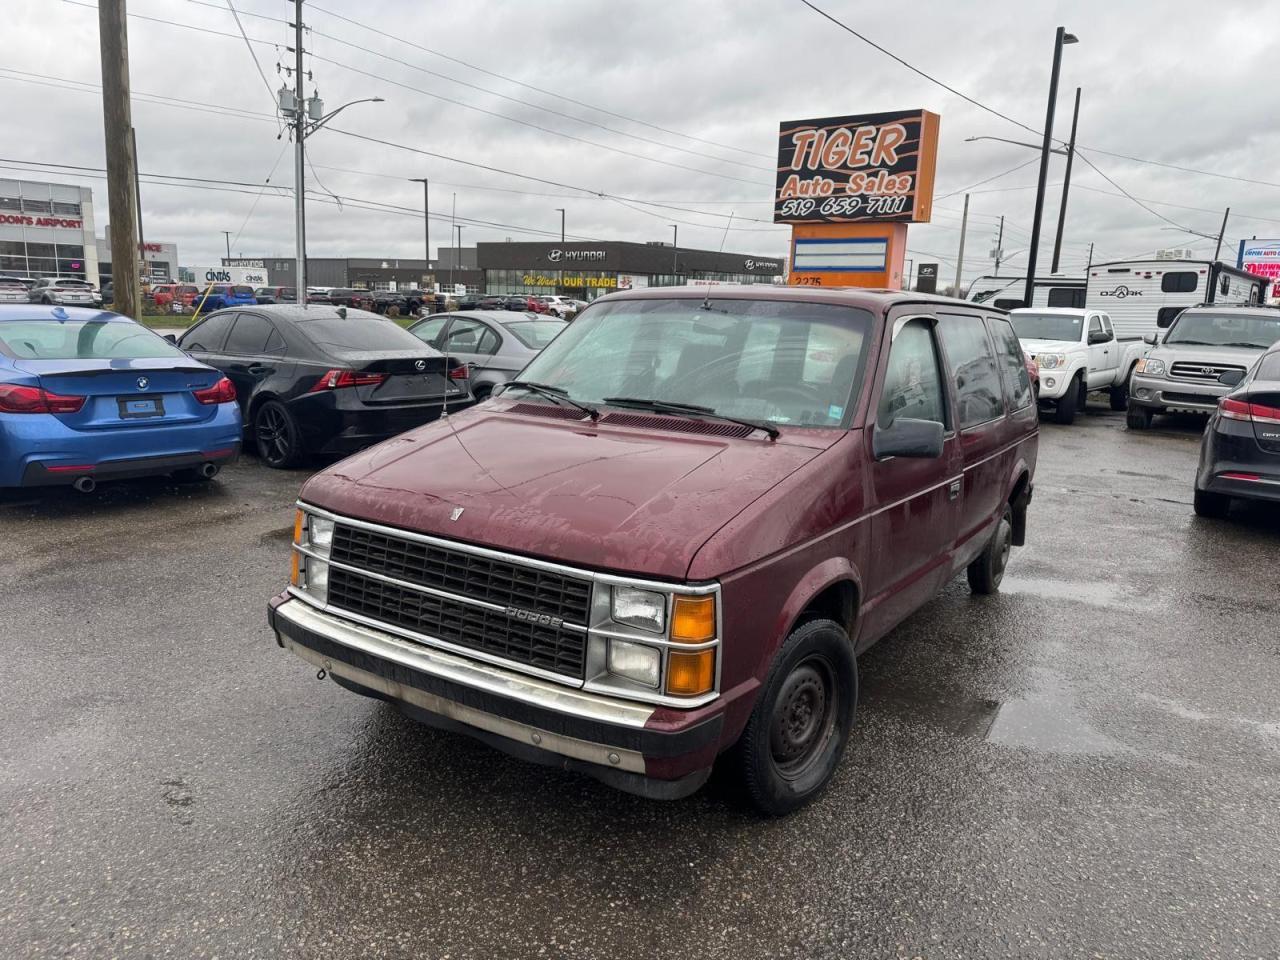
[1217,342,1269,349]
[1166,339,1213,346]
[502,380,598,420]
[601,396,780,439]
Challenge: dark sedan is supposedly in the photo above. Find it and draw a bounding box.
[1194,345,1280,518]
[254,286,298,305]
[324,288,375,311]
[176,305,471,468]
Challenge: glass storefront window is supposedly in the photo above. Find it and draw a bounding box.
[0,197,20,212]
[56,244,84,259]
[51,201,82,217]
[25,243,55,259]
[21,198,51,215]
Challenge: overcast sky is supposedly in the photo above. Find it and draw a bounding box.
[4,0,1278,285]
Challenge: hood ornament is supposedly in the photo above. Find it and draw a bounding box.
[449,507,464,522]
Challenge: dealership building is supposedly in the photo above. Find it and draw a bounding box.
[0,178,100,283]
[249,240,784,297]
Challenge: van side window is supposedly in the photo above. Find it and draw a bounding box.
[1161,271,1197,293]
[877,318,948,430]
[986,317,1033,410]
[938,314,1005,428]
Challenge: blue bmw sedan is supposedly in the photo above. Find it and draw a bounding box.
[0,305,242,490]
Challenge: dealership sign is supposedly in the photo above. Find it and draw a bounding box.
[523,273,616,289]
[1238,239,1280,283]
[0,213,85,230]
[547,248,606,263]
[193,265,268,286]
[774,109,940,225]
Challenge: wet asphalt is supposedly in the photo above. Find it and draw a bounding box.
[2,402,1278,959]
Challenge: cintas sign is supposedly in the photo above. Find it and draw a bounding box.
[774,109,940,225]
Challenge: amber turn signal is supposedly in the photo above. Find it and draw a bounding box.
[290,549,301,586]
[293,509,304,545]
[666,650,715,697]
[671,595,715,643]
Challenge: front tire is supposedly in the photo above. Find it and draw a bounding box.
[1052,374,1081,424]
[1126,406,1154,430]
[733,618,857,816]
[1109,367,1134,411]
[968,504,1013,594]
[1193,488,1231,519]
[254,400,303,469]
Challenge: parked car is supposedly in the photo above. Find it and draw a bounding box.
[150,284,199,312]
[323,288,375,311]
[101,281,113,305]
[28,278,100,308]
[1009,308,1146,424]
[1127,306,1280,430]
[1193,345,1280,518]
[0,305,241,490]
[502,295,546,313]
[254,286,298,306]
[476,295,506,310]
[269,287,1039,814]
[176,305,471,468]
[0,275,38,291]
[196,284,257,312]
[407,310,567,401]
[0,277,28,304]
[369,290,410,315]
[538,295,581,318]
[1024,351,1040,400]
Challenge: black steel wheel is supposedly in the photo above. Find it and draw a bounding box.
[733,618,857,816]
[254,400,302,469]
[968,504,1013,594]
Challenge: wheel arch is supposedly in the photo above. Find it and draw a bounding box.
[774,559,862,654]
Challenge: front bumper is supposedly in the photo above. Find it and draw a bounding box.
[1032,366,1075,400]
[269,597,722,798]
[1129,374,1225,412]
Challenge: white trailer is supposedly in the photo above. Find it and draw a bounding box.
[966,274,1086,310]
[1085,259,1267,340]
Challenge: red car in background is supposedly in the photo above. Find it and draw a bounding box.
[150,284,200,312]
[1024,351,1040,399]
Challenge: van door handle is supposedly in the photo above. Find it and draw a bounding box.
[948,480,962,500]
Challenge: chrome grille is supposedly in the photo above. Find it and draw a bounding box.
[328,524,591,679]
[1170,361,1245,383]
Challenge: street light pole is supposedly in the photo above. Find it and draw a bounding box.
[670,224,678,280]
[1213,207,1231,261]
[954,193,970,296]
[409,178,429,281]
[1024,26,1077,308]
[994,215,1005,272]
[1051,86,1081,274]
[556,207,565,295]
[222,231,232,261]
[454,225,463,294]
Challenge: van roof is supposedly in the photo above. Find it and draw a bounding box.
[593,284,1000,314]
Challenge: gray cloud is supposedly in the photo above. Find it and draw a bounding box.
[5,0,1278,283]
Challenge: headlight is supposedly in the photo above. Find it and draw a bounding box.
[612,586,665,633]
[606,639,660,688]
[307,515,335,555]
[1037,353,1065,369]
[1137,358,1166,377]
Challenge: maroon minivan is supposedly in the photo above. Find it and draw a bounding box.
[269,287,1038,814]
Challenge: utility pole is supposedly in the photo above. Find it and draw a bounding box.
[1213,207,1230,261]
[222,231,232,262]
[954,193,970,297]
[904,258,913,290]
[1051,86,1081,274]
[555,208,565,295]
[1086,241,1094,272]
[449,193,456,290]
[994,215,1005,272]
[291,0,307,299]
[670,224,678,279]
[454,225,463,294]
[129,126,146,283]
[1025,26,1078,308]
[98,0,140,318]
[409,178,429,279]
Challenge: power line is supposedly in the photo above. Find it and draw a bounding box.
[302,0,773,162]
[223,0,279,120]
[935,158,1039,201]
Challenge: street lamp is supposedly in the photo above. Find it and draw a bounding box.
[1023,26,1077,308]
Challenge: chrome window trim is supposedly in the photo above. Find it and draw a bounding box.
[294,503,722,706]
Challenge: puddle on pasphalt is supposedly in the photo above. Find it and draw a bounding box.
[997,576,1147,610]
[984,669,1122,754]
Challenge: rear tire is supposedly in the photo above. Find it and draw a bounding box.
[1052,375,1081,424]
[254,400,303,469]
[733,618,857,817]
[967,504,1013,595]
[1126,406,1154,430]
[1193,488,1231,519]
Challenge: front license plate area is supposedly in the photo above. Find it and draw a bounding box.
[118,395,164,419]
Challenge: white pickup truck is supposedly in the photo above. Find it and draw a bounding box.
[1010,308,1147,424]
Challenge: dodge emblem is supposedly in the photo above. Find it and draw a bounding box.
[137,376,149,390]
[449,507,464,521]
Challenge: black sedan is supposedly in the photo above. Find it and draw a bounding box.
[1194,345,1280,518]
[176,305,471,468]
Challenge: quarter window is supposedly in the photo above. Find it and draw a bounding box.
[1161,271,1198,293]
[878,318,948,429]
[938,314,1005,428]
[986,317,1034,411]
[444,318,499,355]
[411,315,450,346]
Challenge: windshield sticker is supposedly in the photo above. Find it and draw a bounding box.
[828,405,845,419]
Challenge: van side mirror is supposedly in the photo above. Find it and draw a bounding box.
[1218,369,1245,387]
[873,418,945,460]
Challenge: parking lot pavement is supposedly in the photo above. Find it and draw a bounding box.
[3,404,1279,959]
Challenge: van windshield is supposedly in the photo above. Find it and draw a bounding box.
[1010,312,1083,342]
[517,297,872,428]
[1164,312,1280,349]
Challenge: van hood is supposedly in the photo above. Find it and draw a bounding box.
[300,405,839,580]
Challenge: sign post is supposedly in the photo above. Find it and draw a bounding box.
[774,109,940,290]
